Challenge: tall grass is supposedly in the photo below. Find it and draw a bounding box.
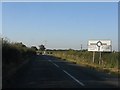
[51,49,119,75]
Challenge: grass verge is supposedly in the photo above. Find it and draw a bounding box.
[53,55,119,77]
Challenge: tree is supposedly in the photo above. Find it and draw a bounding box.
[39,44,46,51]
[14,42,26,47]
[31,46,38,51]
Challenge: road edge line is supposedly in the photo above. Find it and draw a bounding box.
[62,70,85,86]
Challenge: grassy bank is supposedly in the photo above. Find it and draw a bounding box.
[51,50,119,76]
[2,38,36,79]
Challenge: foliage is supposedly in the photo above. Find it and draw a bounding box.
[2,38,36,65]
[51,50,119,69]
[31,46,38,51]
[2,38,38,81]
[39,44,46,51]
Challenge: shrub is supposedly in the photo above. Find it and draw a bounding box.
[2,39,36,65]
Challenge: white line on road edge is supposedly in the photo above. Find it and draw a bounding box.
[48,59,85,86]
[52,63,60,68]
[48,60,52,62]
[48,60,60,68]
[63,70,85,86]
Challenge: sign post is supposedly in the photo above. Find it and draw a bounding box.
[93,51,95,63]
[88,40,112,64]
[96,41,102,64]
[99,51,102,64]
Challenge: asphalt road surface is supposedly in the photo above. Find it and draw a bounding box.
[3,55,119,88]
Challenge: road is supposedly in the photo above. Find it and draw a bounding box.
[3,55,119,88]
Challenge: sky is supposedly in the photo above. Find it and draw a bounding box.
[1,0,119,2]
[2,2,118,50]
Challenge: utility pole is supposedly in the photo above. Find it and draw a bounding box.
[44,40,47,55]
[81,44,82,51]
[44,40,47,47]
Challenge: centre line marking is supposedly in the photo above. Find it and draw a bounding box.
[62,70,85,86]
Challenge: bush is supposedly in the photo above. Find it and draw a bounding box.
[2,39,36,65]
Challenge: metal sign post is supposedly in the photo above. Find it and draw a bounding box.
[88,40,112,65]
[93,51,95,63]
[99,51,102,65]
[96,41,102,65]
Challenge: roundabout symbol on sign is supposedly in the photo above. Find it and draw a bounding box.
[96,41,102,51]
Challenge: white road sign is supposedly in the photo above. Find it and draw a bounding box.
[88,40,112,52]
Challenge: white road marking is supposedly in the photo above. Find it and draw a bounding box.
[53,63,60,68]
[48,59,85,86]
[48,59,59,68]
[48,60,52,62]
[63,70,85,86]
